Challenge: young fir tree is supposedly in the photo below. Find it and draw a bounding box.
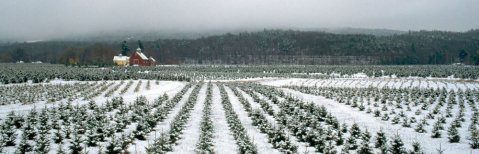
[134,119,150,140]
[146,133,173,153]
[341,123,348,133]
[347,136,358,150]
[34,129,51,154]
[402,116,411,127]
[85,129,98,147]
[379,144,389,154]
[69,132,83,154]
[23,118,36,140]
[53,128,64,144]
[62,125,71,139]
[15,129,32,154]
[409,141,425,154]
[389,134,406,154]
[323,140,337,154]
[392,115,401,124]
[349,123,362,138]
[105,135,122,154]
[415,122,426,133]
[57,143,66,154]
[431,122,442,138]
[1,122,16,146]
[448,125,460,143]
[375,129,388,148]
[470,125,479,149]
[358,137,373,154]
[336,128,344,145]
[340,142,350,154]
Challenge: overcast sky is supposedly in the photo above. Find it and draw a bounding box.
[1,0,478,41]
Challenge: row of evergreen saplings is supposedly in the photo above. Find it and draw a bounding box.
[289,85,479,149]
[146,84,202,153]
[251,84,426,154]
[230,85,298,153]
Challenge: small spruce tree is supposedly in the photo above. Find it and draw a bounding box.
[389,133,406,154]
[448,125,460,143]
[409,141,425,154]
[470,125,479,149]
[375,129,387,148]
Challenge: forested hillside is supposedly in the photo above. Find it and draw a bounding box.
[1,29,478,65]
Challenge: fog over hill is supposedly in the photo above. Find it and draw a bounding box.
[0,0,478,42]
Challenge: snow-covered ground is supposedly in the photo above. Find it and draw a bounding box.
[0,80,186,120]
[279,88,478,154]
[172,84,207,153]
[224,86,281,154]
[1,77,478,153]
[210,84,238,153]
[260,78,479,91]
[126,85,196,154]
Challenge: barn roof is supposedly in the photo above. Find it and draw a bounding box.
[149,57,156,62]
[136,52,148,60]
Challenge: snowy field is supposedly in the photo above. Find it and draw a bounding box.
[0,77,478,153]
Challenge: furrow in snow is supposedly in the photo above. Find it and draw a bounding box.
[172,84,208,154]
[126,85,196,154]
[224,86,281,154]
[251,90,319,154]
[211,84,238,153]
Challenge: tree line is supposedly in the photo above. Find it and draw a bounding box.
[0,29,478,65]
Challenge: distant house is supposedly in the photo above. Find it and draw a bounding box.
[129,48,156,66]
[113,54,129,66]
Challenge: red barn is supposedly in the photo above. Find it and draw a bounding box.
[129,48,156,66]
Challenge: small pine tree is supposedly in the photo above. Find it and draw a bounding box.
[448,125,460,143]
[336,129,344,145]
[340,142,350,154]
[34,130,51,154]
[86,129,98,147]
[389,134,406,154]
[470,125,479,149]
[375,129,387,148]
[358,138,373,154]
[347,136,358,150]
[69,132,83,154]
[134,119,149,140]
[379,144,389,154]
[1,122,16,146]
[431,122,442,138]
[16,130,32,154]
[53,129,64,143]
[392,116,401,124]
[323,140,337,154]
[105,136,122,154]
[381,113,390,121]
[362,129,371,142]
[146,132,172,153]
[57,143,66,154]
[350,123,361,138]
[409,141,424,154]
[359,103,365,111]
[415,122,426,133]
[402,117,411,127]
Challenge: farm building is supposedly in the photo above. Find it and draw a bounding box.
[113,54,129,66]
[129,48,156,66]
